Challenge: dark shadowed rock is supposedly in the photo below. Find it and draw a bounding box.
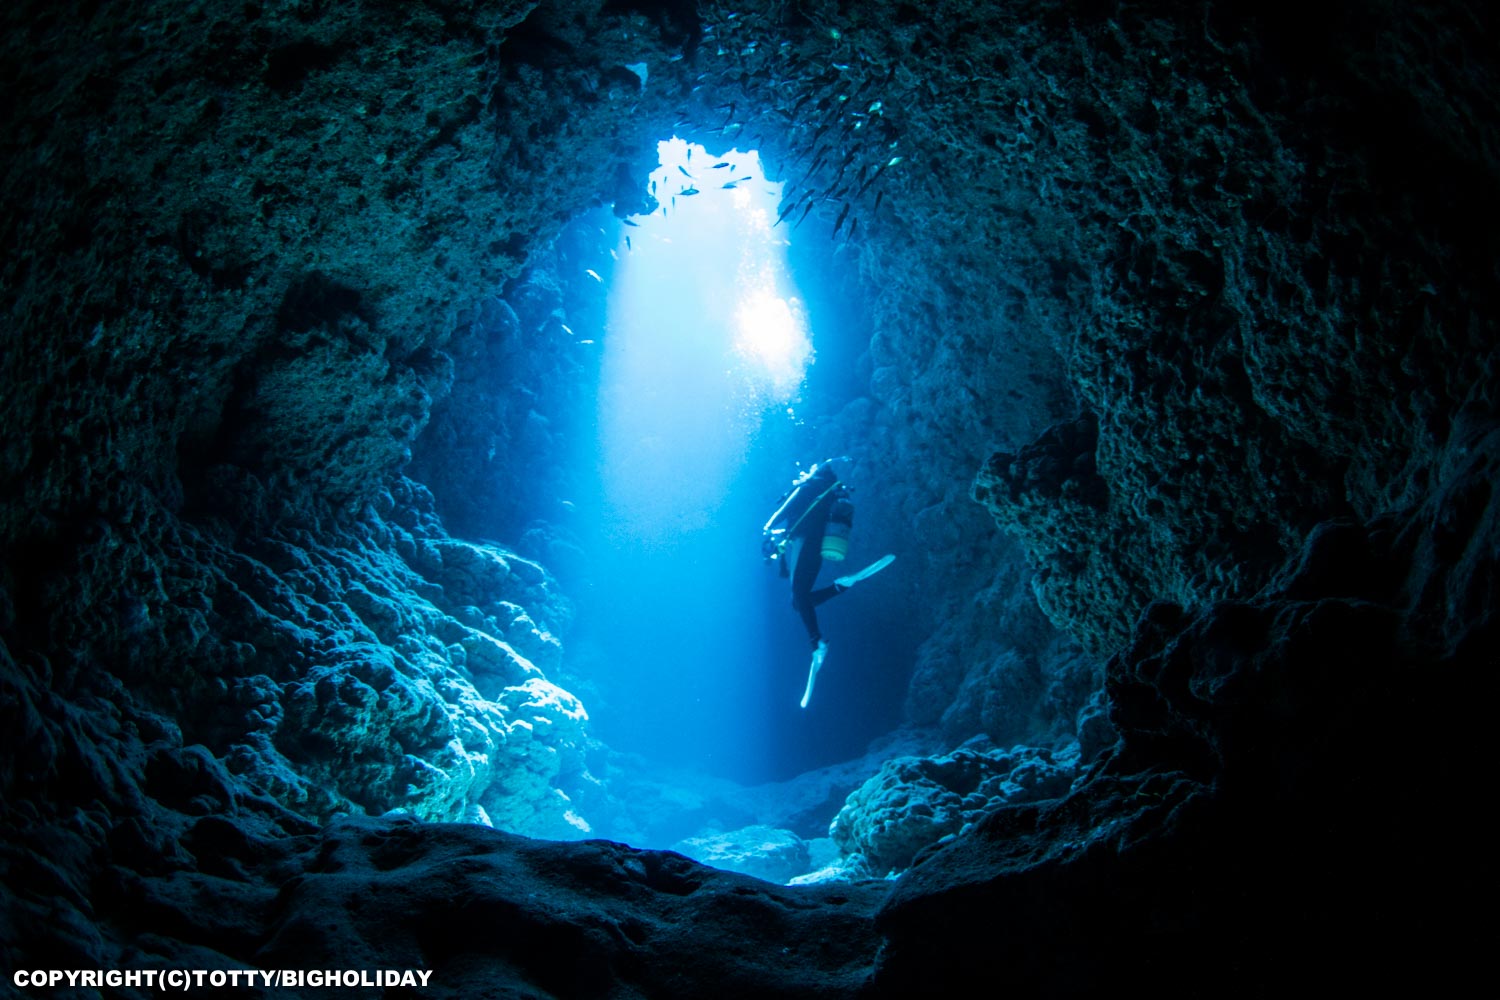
[3,0,1496,994]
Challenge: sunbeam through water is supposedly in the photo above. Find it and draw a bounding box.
[571,138,819,784]
[597,138,810,544]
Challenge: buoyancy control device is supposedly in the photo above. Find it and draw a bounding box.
[821,495,854,561]
[762,460,857,563]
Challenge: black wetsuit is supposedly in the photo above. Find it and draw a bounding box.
[767,467,847,648]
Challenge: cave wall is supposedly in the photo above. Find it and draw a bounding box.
[2,0,1497,991]
[0,0,729,808]
[30,0,1461,775]
[0,0,745,973]
[964,1,1500,653]
[746,0,1498,691]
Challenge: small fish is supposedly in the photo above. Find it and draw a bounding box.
[609,249,618,260]
[722,180,740,189]
[585,269,602,283]
[857,156,903,198]
[849,217,859,240]
[678,165,694,178]
[622,218,639,227]
[712,161,731,169]
[795,201,815,227]
[561,324,575,336]
[873,190,885,213]
[832,203,849,238]
[774,200,798,226]
[579,339,595,344]
[681,187,700,196]
[626,235,633,251]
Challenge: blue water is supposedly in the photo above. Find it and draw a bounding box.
[558,140,909,784]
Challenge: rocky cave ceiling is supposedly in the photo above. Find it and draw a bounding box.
[2,0,1496,994]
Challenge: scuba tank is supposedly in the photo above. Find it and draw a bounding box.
[763,459,856,562]
[821,495,854,561]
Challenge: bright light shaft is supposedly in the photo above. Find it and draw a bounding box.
[638,138,812,399]
[734,287,812,398]
[597,139,813,545]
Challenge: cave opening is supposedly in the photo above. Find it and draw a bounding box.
[3,0,1494,986]
[553,136,904,797]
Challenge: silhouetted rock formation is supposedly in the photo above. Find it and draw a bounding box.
[3,0,1494,994]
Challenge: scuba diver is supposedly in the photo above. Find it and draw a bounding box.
[762,459,895,708]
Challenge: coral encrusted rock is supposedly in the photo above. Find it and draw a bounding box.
[830,741,1079,874]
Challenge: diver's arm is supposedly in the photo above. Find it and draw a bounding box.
[763,485,802,534]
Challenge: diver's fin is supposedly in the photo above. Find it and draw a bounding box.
[800,641,828,709]
[835,553,895,589]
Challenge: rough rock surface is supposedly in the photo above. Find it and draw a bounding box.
[407,258,601,553]
[870,436,1495,993]
[7,468,597,838]
[254,819,883,999]
[2,0,1497,995]
[958,3,1500,654]
[830,741,1080,875]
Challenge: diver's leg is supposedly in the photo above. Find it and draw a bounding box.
[789,540,830,707]
[807,583,845,607]
[807,554,895,607]
[789,539,825,647]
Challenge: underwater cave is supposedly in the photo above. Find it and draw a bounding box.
[2,0,1495,995]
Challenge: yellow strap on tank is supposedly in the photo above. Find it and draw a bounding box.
[776,481,841,554]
